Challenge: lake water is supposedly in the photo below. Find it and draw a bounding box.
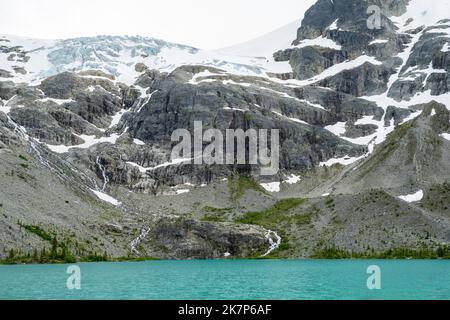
[0,260,449,300]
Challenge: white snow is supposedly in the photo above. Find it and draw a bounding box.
[272,111,309,125]
[398,190,424,203]
[260,174,301,192]
[184,182,195,187]
[218,20,301,58]
[126,158,192,173]
[294,36,342,51]
[355,116,380,126]
[0,104,10,115]
[133,138,146,145]
[390,0,450,33]
[215,18,323,75]
[260,181,281,193]
[90,189,121,206]
[369,39,389,45]
[109,109,128,128]
[38,98,75,105]
[259,87,325,110]
[348,20,440,156]
[45,133,123,153]
[440,133,450,141]
[311,55,382,80]
[431,108,437,116]
[188,70,224,85]
[222,80,252,87]
[0,95,17,115]
[272,55,382,87]
[2,1,449,84]
[325,122,347,137]
[86,86,96,93]
[344,134,377,146]
[135,88,158,113]
[320,154,365,167]
[442,43,450,52]
[0,35,55,84]
[417,62,447,87]
[175,189,190,195]
[0,32,299,85]
[328,19,339,31]
[284,174,301,185]
[325,119,379,147]
[223,107,248,112]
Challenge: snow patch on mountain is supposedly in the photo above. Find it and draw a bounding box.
[294,36,342,50]
[325,121,347,137]
[398,190,424,203]
[441,133,450,141]
[44,132,124,153]
[391,0,450,32]
[320,154,366,167]
[260,181,281,193]
[126,158,192,173]
[90,189,122,206]
[273,55,383,87]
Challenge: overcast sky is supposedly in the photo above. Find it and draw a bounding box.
[0,0,317,49]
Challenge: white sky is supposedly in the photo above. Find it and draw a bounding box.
[0,0,317,49]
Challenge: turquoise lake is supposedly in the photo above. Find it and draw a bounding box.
[0,260,449,300]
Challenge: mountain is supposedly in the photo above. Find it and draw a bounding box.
[1,0,450,262]
[0,33,294,86]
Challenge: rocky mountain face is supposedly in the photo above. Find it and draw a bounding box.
[1,0,450,261]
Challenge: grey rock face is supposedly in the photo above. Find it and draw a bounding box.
[295,0,408,42]
[272,0,409,102]
[0,81,19,100]
[4,73,128,145]
[146,219,267,259]
[317,63,395,97]
[388,22,450,101]
[274,47,347,80]
[0,69,13,78]
[384,106,414,126]
[332,102,450,194]
[124,68,367,174]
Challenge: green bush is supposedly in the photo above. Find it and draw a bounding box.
[236,198,306,228]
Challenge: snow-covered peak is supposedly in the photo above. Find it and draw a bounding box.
[391,0,450,32]
[0,31,296,86]
[218,20,301,58]
[0,34,200,85]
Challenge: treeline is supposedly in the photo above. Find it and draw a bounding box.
[312,245,450,259]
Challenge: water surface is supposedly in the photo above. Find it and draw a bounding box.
[0,260,449,300]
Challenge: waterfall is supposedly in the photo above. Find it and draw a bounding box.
[261,230,282,257]
[96,156,109,192]
[130,226,151,256]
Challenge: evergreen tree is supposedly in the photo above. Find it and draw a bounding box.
[32,248,38,262]
[50,237,58,259]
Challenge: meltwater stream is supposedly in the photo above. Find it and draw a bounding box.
[1,260,449,300]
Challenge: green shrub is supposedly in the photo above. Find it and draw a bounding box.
[236,198,306,228]
[228,175,268,200]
